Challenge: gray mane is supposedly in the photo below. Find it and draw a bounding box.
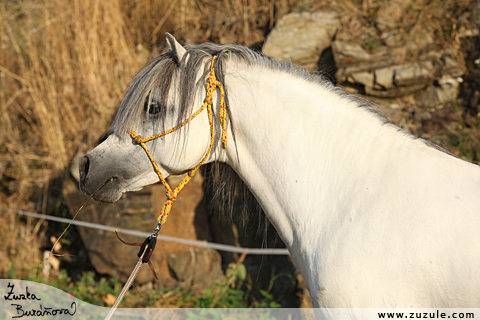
[110,41,389,138]
[111,43,261,136]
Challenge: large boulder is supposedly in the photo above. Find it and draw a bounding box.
[333,40,464,100]
[263,11,340,70]
[63,171,223,290]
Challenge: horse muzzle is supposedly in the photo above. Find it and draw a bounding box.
[78,154,123,202]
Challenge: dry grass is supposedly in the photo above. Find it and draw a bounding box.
[1,1,146,196]
[0,0,148,278]
[0,211,47,279]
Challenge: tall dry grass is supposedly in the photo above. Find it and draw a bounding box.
[1,1,148,204]
[0,0,149,276]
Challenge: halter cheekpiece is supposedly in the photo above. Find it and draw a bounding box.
[130,55,227,229]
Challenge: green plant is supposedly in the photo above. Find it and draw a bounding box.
[253,270,293,308]
[10,258,286,309]
[362,37,382,53]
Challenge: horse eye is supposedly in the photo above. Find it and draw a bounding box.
[148,103,162,114]
[144,98,163,115]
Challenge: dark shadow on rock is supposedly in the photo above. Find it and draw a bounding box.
[318,46,337,84]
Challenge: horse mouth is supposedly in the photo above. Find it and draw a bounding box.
[80,176,123,203]
[93,177,123,202]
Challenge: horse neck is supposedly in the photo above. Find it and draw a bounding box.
[222,62,414,251]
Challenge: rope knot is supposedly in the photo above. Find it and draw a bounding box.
[188,168,197,178]
[130,131,143,144]
[166,192,177,202]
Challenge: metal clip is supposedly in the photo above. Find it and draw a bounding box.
[137,235,157,263]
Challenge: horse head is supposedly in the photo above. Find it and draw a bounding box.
[78,34,225,202]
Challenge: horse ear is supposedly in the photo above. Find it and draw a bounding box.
[166,33,186,63]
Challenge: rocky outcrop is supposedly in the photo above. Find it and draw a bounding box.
[263,9,467,112]
[263,11,340,70]
[63,171,223,290]
[333,41,464,101]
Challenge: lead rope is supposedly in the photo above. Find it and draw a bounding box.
[105,56,227,319]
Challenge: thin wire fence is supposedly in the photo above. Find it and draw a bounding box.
[0,207,290,255]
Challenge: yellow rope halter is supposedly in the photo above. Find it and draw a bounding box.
[130,55,227,226]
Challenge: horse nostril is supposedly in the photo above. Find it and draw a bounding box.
[79,155,90,183]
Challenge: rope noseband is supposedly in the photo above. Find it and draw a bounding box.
[130,55,227,227]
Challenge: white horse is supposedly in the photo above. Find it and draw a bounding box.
[79,34,480,308]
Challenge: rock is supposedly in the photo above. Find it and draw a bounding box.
[338,50,463,98]
[375,2,412,33]
[442,56,465,78]
[168,248,223,289]
[376,14,396,32]
[375,67,394,90]
[457,26,480,38]
[337,60,395,84]
[393,61,435,88]
[381,30,402,47]
[372,61,435,93]
[365,83,427,98]
[414,78,460,108]
[332,41,372,67]
[333,11,464,100]
[348,71,374,88]
[263,11,340,70]
[408,25,435,52]
[346,62,435,98]
[333,42,399,83]
[63,171,223,290]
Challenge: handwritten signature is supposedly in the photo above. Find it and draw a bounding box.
[4,282,76,318]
